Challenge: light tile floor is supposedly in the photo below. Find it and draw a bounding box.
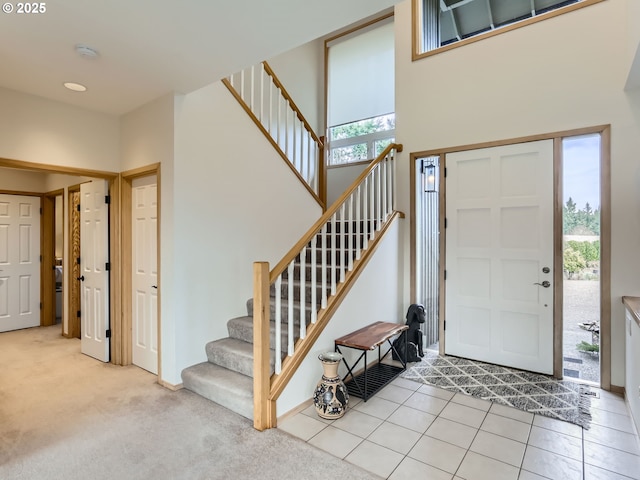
[279,377,640,480]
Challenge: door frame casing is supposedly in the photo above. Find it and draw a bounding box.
[0,158,122,362]
[121,164,161,378]
[42,189,64,328]
[409,124,611,389]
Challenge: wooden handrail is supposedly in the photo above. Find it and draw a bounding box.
[269,143,403,282]
[221,78,324,209]
[262,62,324,147]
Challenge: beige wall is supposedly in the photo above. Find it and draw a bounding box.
[395,0,640,387]
[0,87,119,171]
[169,81,323,384]
[0,167,46,192]
[268,39,326,135]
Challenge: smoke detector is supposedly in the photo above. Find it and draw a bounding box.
[75,44,99,59]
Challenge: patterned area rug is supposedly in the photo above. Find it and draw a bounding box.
[401,351,593,429]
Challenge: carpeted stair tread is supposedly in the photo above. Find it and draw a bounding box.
[206,337,275,377]
[228,316,300,353]
[181,362,253,420]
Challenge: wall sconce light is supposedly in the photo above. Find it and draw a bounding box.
[423,161,438,193]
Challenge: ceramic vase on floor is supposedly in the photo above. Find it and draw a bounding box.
[313,352,349,419]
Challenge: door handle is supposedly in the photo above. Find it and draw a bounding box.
[533,281,550,288]
[151,285,158,289]
[77,275,85,281]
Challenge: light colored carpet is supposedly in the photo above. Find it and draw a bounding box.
[0,326,378,480]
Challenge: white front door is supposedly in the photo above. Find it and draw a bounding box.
[80,180,110,362]
[0,194,41,332]
[445,140,554,374]
[132,175,158,374]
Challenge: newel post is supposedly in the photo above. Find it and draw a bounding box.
[253,262,274,430]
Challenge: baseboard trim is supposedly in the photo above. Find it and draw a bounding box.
[158,379,183,391]
[610,384,625,395]
[277,398,314,426]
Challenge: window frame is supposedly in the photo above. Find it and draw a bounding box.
[411,0,605,62]
[327,115,396,168]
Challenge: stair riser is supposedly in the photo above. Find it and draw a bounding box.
[227,317,298,354]
[205,341,276,378]
[181,363,254,421]
[246,298,316,324]
[324,220,379,234]
[311,234,368,249]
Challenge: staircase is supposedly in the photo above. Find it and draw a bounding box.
[181,222,365,420]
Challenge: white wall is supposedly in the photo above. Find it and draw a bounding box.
[278,217,404,415]
[268,40,326,135]
[395,0,640,387]
[168,81,323,385]
[326,163,369,206]
[0,88,119,171]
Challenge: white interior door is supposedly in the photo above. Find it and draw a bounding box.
[445,140,554,374]
[80,180,110,362]
[132,175,158,374]
[0,194,41,332]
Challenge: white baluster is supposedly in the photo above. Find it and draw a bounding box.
[259,64,264,123]
[287,260,294,356]
[363,178,369,249]
[311,235,317,324]
[331,213,336,295]
[356,185,362,260]
[321,224,328,309]
[250,65,255,113]
[240,69,245,102]
[369,171,375,241]
[348,195,354,272]
[277,93,281,146]
[340,204,345,283]
[299,247,306,339]
[382,159,387,221]
[228,74,234,89]
[275,275,282,374]
[267,77,272,135]
[376,165,382,230]
[284,106,291,158]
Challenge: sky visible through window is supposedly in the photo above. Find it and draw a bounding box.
[563,134,600,211]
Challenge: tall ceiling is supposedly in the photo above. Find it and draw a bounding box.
[0,0,397,115]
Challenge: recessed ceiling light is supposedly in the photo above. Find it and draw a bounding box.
[75,44,99,58]
[64,82,87,92]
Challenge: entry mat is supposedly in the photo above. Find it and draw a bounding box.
[401,351,592,429]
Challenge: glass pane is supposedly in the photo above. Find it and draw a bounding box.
[330,114,395,141]
[330,144,368,165]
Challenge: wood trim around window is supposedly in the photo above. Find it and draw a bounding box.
[410,124,612,389]
[411,0,605,62]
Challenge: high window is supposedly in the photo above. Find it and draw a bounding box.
[326,17,395,166]
[415,0,603,58]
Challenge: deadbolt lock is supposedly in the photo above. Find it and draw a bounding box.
[542,267,550,274]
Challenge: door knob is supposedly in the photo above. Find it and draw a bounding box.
[534,281,550,288]
[77,275,85,281]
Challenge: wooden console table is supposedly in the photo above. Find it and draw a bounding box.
[334,321,409,402]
